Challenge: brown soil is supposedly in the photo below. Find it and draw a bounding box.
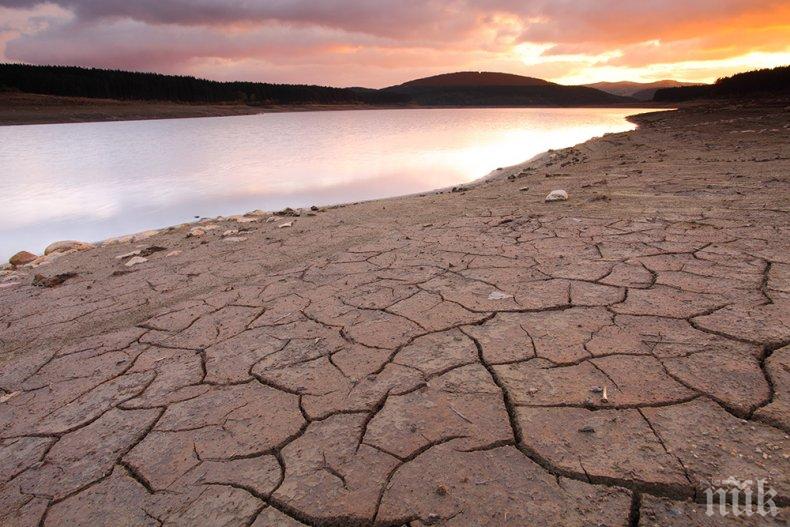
[0,92,411,126]
[0,100,788,526]
[0,91,668,126]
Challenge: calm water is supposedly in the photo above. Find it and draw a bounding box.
[0,108,644,259]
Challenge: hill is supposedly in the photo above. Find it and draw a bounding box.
[396,71,551,88]
[585,80,701,100]
[654,65,790,102]
[0,63,408,106]
[384,71,632,106]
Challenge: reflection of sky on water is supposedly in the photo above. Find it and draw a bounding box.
[0,108,645,258]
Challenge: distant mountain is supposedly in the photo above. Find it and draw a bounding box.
[384,71,632,106]
[585,80,702,100]
[654,65,790,102]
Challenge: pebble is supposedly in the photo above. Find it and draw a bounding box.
[545,189,569,202]
[579,426,596,434]
[223,237,247,243]
[9,251,37,266]
[187,228,206,238]
[115,249,142,260]
[125,256,148,267]
[245,209,268,217]
[279,221,293,228]
[44,240,95,255]
[0,391,21,403]
[519,186,529,192]
[234,217,259,224]
[165,250,182,258]
[488,290,512,300]
[222,229,239,236]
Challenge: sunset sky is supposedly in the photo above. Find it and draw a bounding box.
[1,1,788,87]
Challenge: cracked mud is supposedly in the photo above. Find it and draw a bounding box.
[1,103,788,526]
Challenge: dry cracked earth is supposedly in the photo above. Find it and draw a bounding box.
[0,101,789,526]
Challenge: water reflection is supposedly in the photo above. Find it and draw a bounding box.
[0,108,646,258]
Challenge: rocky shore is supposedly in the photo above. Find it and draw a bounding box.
[0,101,788,526]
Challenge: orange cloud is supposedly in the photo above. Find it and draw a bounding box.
[0,0,788,86]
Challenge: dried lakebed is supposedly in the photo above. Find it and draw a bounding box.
[0,102,789,526]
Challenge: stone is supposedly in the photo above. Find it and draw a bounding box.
[115,249,141,259]
[487,290,512,300]
[223,236,247,242]
[187,227,206,237]
[9,251,37,266]
[544,189,568,202]
[44,240,94,255]
[245,209,268,217]
[279,221,293,228]
[31,272,77,288]
[124,256,148,267]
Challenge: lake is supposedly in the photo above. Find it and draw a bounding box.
[0,107,646,260]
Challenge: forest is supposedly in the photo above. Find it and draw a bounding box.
[0,64,408,105]
[654,65,789,102]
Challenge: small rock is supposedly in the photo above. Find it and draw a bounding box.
[32,272,77,288]
[125,256,148,267]
[277,207,300,217]
[9,251,37,266]
[544,190,568,202]
[279,221,293,228]
[187,228,206,238]
[590,386,603,394]
[115,249,142,260]
[579,426,596,434]
[0,391,21,403]
[310,205,319,211]
[245,209,268,217]
[519,186,529,192]
[222,229,239,236]
[234,217,259,224]
[165,250,182,258]
[44,240,94,255]
[265,216,279,223]
[425,514,441,525]
[139,246,167,257]
[488,290,512,300]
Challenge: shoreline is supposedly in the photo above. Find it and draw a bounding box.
[1,100,788,526]
[1,106,654,261]
[0,91,673,126]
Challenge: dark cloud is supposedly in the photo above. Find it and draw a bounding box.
[1,0,788,85]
